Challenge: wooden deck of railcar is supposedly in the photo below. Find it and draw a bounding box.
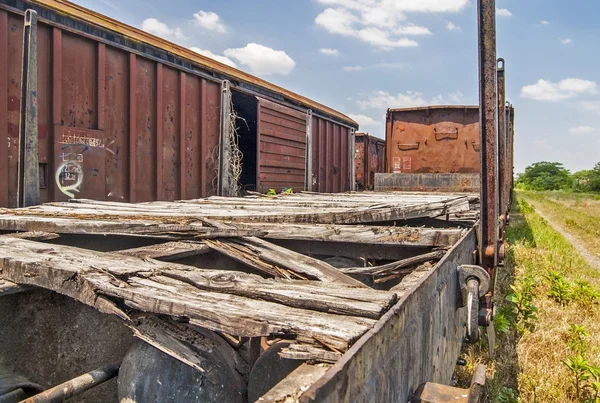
[0,191,478,401]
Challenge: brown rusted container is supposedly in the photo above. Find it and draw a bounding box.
[386,106,480,175]
[354,132,385,190]
[0,0,357,207]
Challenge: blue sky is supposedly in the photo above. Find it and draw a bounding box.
[73,0,600,173]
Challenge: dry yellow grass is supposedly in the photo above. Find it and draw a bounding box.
[459,192,600,402]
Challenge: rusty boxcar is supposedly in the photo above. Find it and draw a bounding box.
[0,0,357,208]
[379,104,514,194]
[354,132,385,191]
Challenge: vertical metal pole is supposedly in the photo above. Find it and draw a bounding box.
[349,129,356,191]
[497,58,506,228]
[17,9,39,207]
[477,0,498,323]
[218,80,231,196]
[305,110,313,191]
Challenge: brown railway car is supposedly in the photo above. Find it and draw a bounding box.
[354,132,385,190]
[378,105,514,193]
[0,0,357,208]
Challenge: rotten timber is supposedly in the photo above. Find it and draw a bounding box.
[0,237,399,351]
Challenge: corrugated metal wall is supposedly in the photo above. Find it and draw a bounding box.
[0,2,357,207]
[311,115,351,193]
[0,8,220,207]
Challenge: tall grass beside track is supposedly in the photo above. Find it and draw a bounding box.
[459,192,600,402]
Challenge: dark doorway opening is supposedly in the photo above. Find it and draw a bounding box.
[231,91,258,193]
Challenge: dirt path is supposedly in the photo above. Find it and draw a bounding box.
[529,202,600,270]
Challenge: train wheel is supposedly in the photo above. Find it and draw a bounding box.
[118,329,245,403]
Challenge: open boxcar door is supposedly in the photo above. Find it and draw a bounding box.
[256,97,307,193]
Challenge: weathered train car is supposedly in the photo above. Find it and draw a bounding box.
[0,0,357,208]
[354,132,385,190]
[378,104,514,196]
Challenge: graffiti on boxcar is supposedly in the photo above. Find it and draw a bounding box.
[56,144,86,198]
[54,127,106,199]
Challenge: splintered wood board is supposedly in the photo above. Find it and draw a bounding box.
[0,192,472,228]
[0,237,401,351]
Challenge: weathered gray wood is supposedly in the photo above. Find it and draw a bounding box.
[341,250,446,276]
[209,222,465,247]
[258,363,330,403]
[0,214,263,239]
[0,231,60,241]
[160,269,395,319]
[0,237,384,351]
[211,237,368,288]
[2,193,471,226]
[279,344,342,363]
[116,241,210,261]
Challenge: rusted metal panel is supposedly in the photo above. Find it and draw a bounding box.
[355,132,385,190]
[0,0,357,206]
[257,97,306,193]
[0,7,223,206]
[375,173,481,193]
[386,106,480,175]
[301,229,476,403]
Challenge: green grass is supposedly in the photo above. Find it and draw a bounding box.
[459,193,600,402]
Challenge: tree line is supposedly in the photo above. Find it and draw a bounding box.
[516,161,600,192]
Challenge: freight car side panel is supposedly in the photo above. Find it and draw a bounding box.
[0,10,221,206]
[386,106,480,175]
[302,229,475,403]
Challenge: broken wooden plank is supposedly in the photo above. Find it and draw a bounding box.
[257,363,331,403]
[0,231,60,241]
[0,214,264,239]
[1,194,471,226]
[116,241,210,261]
[341,250,446,276]
[210,222,465,247]
[159,270,396,319]
[211,237,368,288]
[279,344,342,364]
[0,237,382,351]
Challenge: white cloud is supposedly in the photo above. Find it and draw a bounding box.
[496,8,512,17]
[561,38,573,45]
[193,11,227,33]
[581,101,600,115]
[358,90,428,110]
[569,126,596,135]
[189,47,237,68]
[343,62,406,71]
[446,22,461,31]
[448,91,464,103]
[540,20,550,25]
[348,114,382,127]
[357,89,468,110]
[141,18,185,40]
[343,65,367,72]
[224,43,296,75]
[314,0,468,50]
[521,78,597,101]
[320,48,340,56]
